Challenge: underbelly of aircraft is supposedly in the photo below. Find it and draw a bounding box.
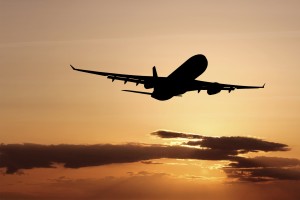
[151,84,186,100]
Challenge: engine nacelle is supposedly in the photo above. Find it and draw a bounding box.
[207,83,221,95]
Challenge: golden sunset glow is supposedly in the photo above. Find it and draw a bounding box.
[1,1,300,199]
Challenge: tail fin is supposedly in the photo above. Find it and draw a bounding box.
[153,66,158,78]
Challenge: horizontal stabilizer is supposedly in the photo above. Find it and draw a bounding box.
[122,90,152,95]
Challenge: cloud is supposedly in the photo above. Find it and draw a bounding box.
[186,137,289,153]
[230,156,300,168]
[0,143,235,174]
[151,130,203,139]
[152,130,289,153]
[0,131,299,183]
[225,166,300,182]
[224,156,300,182]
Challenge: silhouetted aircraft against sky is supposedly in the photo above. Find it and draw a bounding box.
[71,54,264,101]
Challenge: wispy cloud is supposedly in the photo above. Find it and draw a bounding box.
[151,130,203,139]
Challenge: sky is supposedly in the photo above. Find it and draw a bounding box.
[1,0,300,199]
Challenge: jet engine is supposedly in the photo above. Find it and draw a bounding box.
[207,83,222,95]
[144,81,154,89]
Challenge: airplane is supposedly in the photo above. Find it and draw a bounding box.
[70,54,265,101]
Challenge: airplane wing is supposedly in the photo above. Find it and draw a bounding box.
[190,80,265,93]
[70,65,154,85]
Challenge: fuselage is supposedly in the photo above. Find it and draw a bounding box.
[151,54,208,100]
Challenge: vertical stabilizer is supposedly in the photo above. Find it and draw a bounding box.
[153,66,158,78]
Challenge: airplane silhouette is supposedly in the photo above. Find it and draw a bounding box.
[71,54,264,101]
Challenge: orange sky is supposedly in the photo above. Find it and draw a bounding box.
[1,0,300,199]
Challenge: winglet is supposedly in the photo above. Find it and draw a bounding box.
[70,65,76,70]
[262,83,266,88]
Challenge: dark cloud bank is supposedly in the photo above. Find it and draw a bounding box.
[152,130,289,153]
[1,130,299,182]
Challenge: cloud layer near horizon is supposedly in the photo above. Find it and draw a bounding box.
[151,130,289,152]
[0,143,236,174]
[1,131,299,182]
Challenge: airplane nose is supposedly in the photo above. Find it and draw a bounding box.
[195,54,208,66]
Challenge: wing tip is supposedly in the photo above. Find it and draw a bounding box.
[70,65,76,70]
[262,83,266,88]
